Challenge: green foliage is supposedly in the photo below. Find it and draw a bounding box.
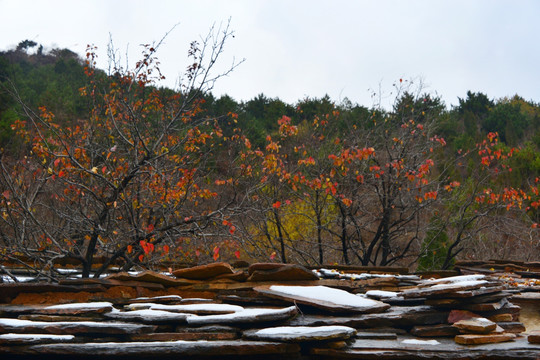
[418,216,452,271]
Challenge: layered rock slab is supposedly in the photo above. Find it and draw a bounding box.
[26,340,300,357]
[243,325,356,342]
[255,285,390,313]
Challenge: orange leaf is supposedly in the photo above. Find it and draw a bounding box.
[127,245,133,254]
[138,254,144,262]
[272,201,281,209]
[163,245,170,254]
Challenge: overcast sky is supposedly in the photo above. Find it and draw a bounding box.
[1,0,539,108]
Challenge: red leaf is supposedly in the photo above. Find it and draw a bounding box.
[163,245,170,254]
[234,250,241,259]
[272,201,281,209]
[54,158,61,167]
[147,224,154,232]
[138,254,144,262]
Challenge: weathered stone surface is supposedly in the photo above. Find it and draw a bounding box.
[248,263,286,274]
[0,333,75,345]
[410,324,460,337]
[355,332,398,340]
[449,286,507,298]
[0,283,105,304]
[453,318,497,334]
[129,295,182,304]
[126,302,243,315]
[461,298,508,312]
[0,318,156,335]
[19,314,101,322]
[214,271,249,282]
[130,331,238,341]
[528,330,540,344]
[35,301,114,316]
[28,340,301,357]
[497,321,526,333]
[247,265,319,282]
[254,285,390,313]
[186,306,298,326]
[243,325,356,342]
[172,262,235,280]
[312,336,540,359]
[455,333,516,345]
[512,292,540,302]
[104,309,189,323]
[404,282,501,299]
[488,313,513,322]
[448,309,480,323]
[288,306,448,328]
[106,271,194,286]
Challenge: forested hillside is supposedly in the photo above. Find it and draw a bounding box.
[0,39,538,278]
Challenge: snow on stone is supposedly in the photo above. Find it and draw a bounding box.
[317,268,420,282]
[0,333,75,341]
[1,275,35,283]
[132,295,182,302]
[429,280,487,290]
[186,306,297,325]
[402,339,440,345]
[126,303,243,313]
[255,325,354,336]
[422,274,485,286]
[0,318,144,328]
[269,285,383,308]
[365,290,399,298]
[105,309,189,322]
[44,302,113,310]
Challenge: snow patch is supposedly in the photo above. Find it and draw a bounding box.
[255,325,354,336]
[402,339,440,345]
[269,285,384,308]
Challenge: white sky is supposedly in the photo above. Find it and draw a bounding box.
[1,0,539,108]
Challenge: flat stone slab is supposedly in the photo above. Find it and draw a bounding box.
[411,324,460,337]
[172,262,235,280]
[25,340,300,357]
[104,309,189,323]
[310,336,540,359]
[106,271,194,286]
[126,302,243,315]
[403,281,493,299]
[130,331,238,341]
[254,285,390,313]
[129,295,183,304]
[247,264,319,282]
[18,314,102,322]
[0,318,156,335]
[36,302,114,315]
[185,306,298,326]
[455,333,516,345]
[497,321,526,333]
[243,325,356,342]
[453,318,496,334]
[461,298,508,312]
[529,330,540,344]
[288,305,448,328]
[0,333,75,345]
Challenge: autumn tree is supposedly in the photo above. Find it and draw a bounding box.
[0,23,243,278]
